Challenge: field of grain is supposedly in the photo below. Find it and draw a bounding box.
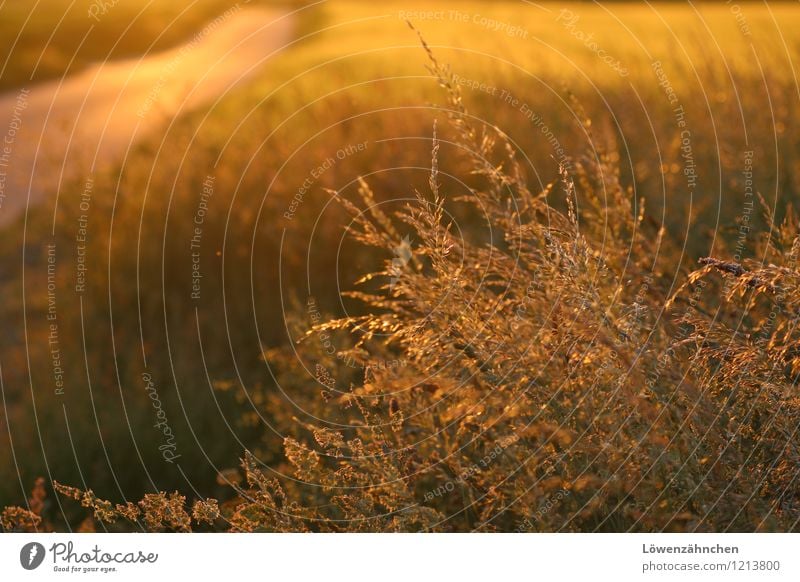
[1,1,800,532]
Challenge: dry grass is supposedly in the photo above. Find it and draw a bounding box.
[5,41,798,532]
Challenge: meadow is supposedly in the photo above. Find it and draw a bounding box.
[1,1,800,532]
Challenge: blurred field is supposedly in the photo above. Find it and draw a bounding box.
[0,0,302,92]
[1,1,800,530]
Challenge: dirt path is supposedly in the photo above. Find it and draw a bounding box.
[0,7,294,225]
